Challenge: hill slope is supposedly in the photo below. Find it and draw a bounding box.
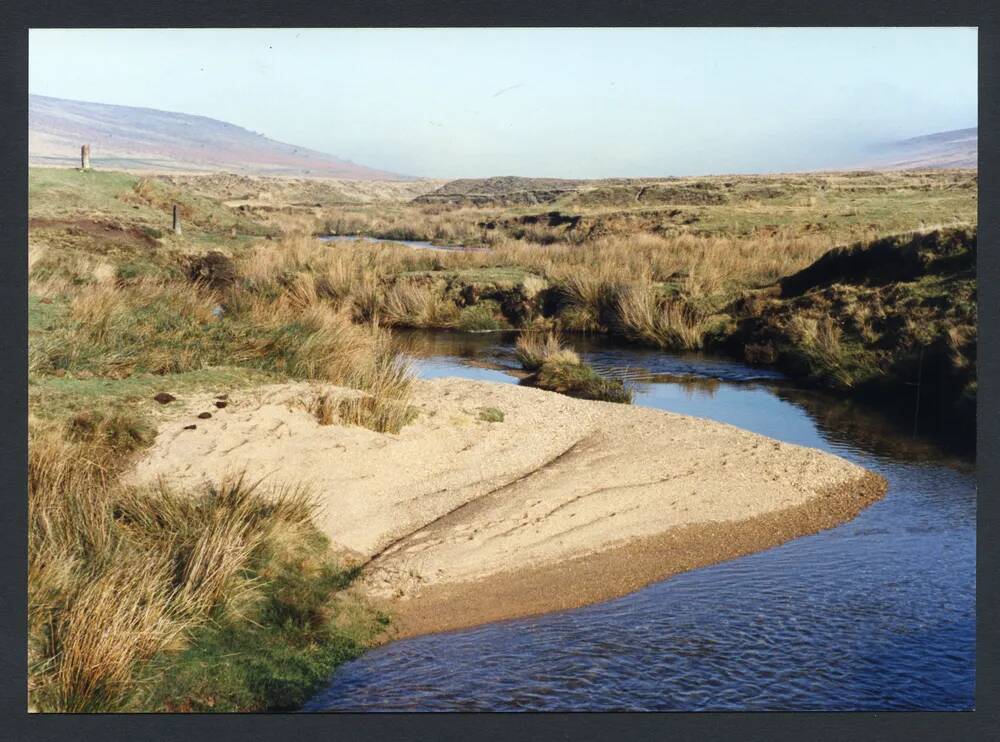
[29,94,407,180]
[862,128,977,170]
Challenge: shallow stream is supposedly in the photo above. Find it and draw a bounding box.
[318,234,479,251]
[304,331,975,711]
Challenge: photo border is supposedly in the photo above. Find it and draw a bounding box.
[2,2,996,739]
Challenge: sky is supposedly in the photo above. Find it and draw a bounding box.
[29,28,977,178]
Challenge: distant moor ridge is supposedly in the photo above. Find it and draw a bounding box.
[863,128,978,170]
[28,94,407,180]
[29,94,974,181]
[414,170,977,209]
[413,175,755,207]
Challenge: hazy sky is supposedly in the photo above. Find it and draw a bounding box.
[29,28,977,178]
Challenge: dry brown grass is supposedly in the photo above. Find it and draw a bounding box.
[223,230,837,352]
[787,315,855,387]
[251,227,837,309]
[615,282,711,350]
[515,330,581,371]
[290,211,837,294]
[28,421,320,711]
[378,281,461,328]
[304,328,415,434]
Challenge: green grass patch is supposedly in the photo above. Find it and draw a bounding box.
[28,294,69,332]
[29,167,275,244]
[457,301,510,332]
[29,367,282,422]
[478,406,505,423]
[29,167,139,213]
[136,530,382,712]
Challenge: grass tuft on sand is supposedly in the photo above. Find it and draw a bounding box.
[515,331,632,404]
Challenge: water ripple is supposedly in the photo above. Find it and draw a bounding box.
[305,333,975,712]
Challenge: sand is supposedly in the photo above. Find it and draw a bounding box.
[130,378,886,637]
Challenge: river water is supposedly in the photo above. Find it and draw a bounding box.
[304,330,976,712]
[319,235,480,251]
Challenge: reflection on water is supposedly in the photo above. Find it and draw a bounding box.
[305,330,975,712]
[640,374,722,399]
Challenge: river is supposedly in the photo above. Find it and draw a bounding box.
[303,330,975,711]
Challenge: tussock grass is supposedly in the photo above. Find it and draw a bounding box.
[615,283,710,350]
[787,315,855,388]
[514,331,631,404]
[379,281,461,328]
[515,331,581,371]
[305,333,415,434]
[530,360,633,404]
[65,409,155,453]
[242,231,848,348]
[31,249,416,433]
[29,419,365,712]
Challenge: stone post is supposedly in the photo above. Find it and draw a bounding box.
[172,205,182,236]
[81,144,91,170]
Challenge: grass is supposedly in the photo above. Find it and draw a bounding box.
[515,331,581,370]
[29,367,281,426]
[785,315,859,388]
[614,282,712,350]
[457,301,511,332]
[515,331,632,404]
[28,419,380,712]
[29,275,414,433]
[378,280,462,328]
[306,169,977,250]
[64,408,156,453]
[478,406,505,423]
[529,361,633,404]
[29,168,273,242]
[310,388,418,434]
[252,219,975,426]
[135,531,383,712]
[27,168,420,711]
[233,228,856,350]
[27,165,978,710]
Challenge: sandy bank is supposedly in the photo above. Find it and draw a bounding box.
[131,378,886,638]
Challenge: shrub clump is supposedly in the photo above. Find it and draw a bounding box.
[515,331,581,371]
[64,409,155,454]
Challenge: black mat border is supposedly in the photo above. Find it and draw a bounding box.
[2,3,997,740]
